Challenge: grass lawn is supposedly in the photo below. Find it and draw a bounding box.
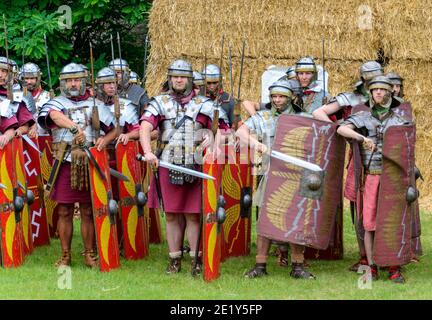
[0,210,430,300]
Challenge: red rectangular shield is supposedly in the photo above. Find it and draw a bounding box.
[0,141,25,267]
[38,135,59,238]
[14,137,34,256]
[116,141,149,260]
[22,136,50,247]
[202,154,224,282]
[221,143,252,258]
[89,147,120,271]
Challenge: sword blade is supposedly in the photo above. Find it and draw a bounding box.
[17,181,25,191]
[22,135,42,155]
[109,168,130,182]
[270,150,323,172]
[159,161,215,180]
[83,147,107,181]
[136,154,215,180]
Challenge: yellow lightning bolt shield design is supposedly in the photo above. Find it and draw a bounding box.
[100,216,110,266]
[121,153,137,252]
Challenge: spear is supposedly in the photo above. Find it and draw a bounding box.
[229,44,233,99]
[43,33,54,98]
[142,33,149,86]
[115,32,122,128]
[116,32,124,91]
[22,26,25,66]
[322,37,326,104]
[211,35,224,136]
[22,26,27,95]
[110,34,115,61]
[237,39,246,100]
[89,42,100,140]
[2,15,12,100]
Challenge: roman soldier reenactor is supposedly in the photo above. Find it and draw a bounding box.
[386,71,404,101]
[193,71,205,96]
[337,75,413,283]
[129,71,141,86]
[237,80,318,279]
[37,63,117,268]
[312,61,384,272]
[202,64,235,127]
[139,59,228,275]
[294,56,329,113]
[0,57,35,137]
[109,59,149,116]
[20,62,51,137]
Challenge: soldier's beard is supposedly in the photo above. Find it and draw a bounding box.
[69,88,80,97]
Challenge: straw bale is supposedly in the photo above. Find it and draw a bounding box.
[146,0,432,209]
[147,0,380,75]
[382,60,432,208]
[377,1,432,61]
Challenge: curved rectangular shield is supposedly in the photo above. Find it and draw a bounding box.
[116,141,149,260]
[258,115,345,250]
[374,124,416,266]
[89,147,120,272]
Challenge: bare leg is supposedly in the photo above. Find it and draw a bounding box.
[165,212,185,273]
[290,243,305,263]
[55,203,74,266]
[80,203,98,267]
[57,204,74,251]
[364,230,375,265]
[184,213,200,255]
[245,235,271,278]
[256,235,271,263]
[165,212,183,254]
[80,203,95,251]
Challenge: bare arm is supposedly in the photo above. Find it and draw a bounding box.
[337,123,375,151]
[49,110,85,144]
[139,121,158,166]
[242,100,260,116]
[235,124,266,152]
[0,128,15,149]
[150,129,159,141]
[312,101,341,122]
[15,124,30,136]
[49,110,78,129]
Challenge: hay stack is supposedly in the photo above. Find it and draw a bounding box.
[147,0,432,210]
[377,1,432,61]
[146,0,381,96]
[384,60,432,210]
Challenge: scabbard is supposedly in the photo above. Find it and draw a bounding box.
[153,168,164,213]
[45,142,68,195]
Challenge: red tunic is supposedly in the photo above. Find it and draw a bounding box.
[0,115,18,133]
[141,113,214,214]
[42,92,114,204]
[0,87,35,127]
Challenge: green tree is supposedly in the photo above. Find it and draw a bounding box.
[0,0,151,91]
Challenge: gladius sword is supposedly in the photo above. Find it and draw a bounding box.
[136,154,215,181]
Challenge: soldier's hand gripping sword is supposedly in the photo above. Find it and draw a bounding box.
[68,127,129,183]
